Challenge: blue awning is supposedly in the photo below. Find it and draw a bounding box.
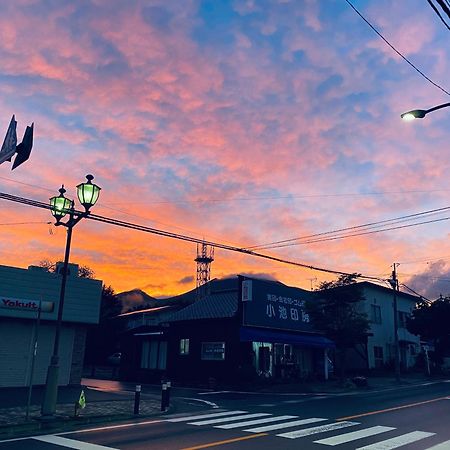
[240,327,335,348]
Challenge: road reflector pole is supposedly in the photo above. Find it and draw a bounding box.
[134,384,141,415]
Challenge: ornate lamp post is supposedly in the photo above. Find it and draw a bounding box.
[41,175,101,417]
[401,102,450,120]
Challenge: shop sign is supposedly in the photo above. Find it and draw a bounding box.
[242,279,314,332]
[0,296,54,313]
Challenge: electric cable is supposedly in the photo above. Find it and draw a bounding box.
[426,0,450,31]
[246,206,450,250]
[344,0,450,97]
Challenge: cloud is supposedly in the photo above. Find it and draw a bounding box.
[406,260,450,300]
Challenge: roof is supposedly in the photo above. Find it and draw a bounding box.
[168,291,238,322]
[116,305,173,318]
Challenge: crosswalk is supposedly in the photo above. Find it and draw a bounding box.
[165,409,449,448]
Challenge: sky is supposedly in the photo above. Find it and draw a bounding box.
[0,0,449,299]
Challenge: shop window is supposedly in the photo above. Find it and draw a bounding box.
[373,345,384,368]
[141,340,167,370]
[258,346,271,372]
[180,338,190,355]
[371,305,382,324]
[201,342,225,360]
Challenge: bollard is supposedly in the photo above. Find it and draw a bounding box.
[134,384,141,415]
[166,381,171,408]
[161,382,168,411]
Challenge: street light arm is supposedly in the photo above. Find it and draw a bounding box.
[401,102,450,120]
[426,102,450,114]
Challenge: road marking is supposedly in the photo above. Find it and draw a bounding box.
[34,435,119,449]
[244,417,327,433]
[59,420,163,434]
[425,440,450,449]
[197,391,230,395]
[180,397,219,408]
[314,426,396,445]
[166,410,246,422]
[215,415,298,429]
[257,403,276,407]
[179,433,268,450]
[355,431,435,449]
[337,396,449,421]
[277,421,359,439]
[189,413,271,425]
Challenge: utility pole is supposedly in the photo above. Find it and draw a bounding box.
[388,263,401,382]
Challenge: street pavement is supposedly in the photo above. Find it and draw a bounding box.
[1,375,450,449]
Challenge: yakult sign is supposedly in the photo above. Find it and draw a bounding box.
[0,297,54,313]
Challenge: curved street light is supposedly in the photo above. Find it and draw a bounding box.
[42,174,101,417]
[401,102,450,121]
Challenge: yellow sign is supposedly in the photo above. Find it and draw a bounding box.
[78,390,86,409]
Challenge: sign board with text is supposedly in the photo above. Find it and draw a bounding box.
[241,278,314,332]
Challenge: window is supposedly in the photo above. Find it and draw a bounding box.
[180,338,190,355]
[398,311,409,328]
[371,305,382,324]
[141,340,167,370]
[201,342,225,360]
[373,345,384,368]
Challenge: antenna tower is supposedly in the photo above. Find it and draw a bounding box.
[195,242,214,299]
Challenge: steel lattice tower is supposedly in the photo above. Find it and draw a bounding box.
[195,242,214,299]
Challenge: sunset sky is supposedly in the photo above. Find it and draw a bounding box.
[0,0,449,299]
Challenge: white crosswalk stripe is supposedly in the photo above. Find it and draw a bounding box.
[314,426,396,446]
[355,431,435,449]
[244,417,327,433]
[425,440,450,449]
[165,409,449,449]
[277,421,359,439]
[166,410,247,422]
[215,415,298,429]
[188,413,271,426]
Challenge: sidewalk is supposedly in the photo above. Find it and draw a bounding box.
[0,384,162,439]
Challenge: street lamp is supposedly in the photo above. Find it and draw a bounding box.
[41,174,101,417]
[401,102,450,121]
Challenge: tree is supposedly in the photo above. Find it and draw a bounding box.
[38,259,95,279]
[407,296,450,364]
[307,273,370,380]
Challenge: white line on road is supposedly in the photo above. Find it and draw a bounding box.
[425,440,450,449]
[244,417,327,433]
[277,421,359,439]
[166,410,246,422]
[355,431,435,449]
[314,426,396,446]
[34,435,119,449]
[215,415,298,429]
[59,419,163,435]
[189,413,271,426]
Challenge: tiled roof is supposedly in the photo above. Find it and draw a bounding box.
[168,291,238,322]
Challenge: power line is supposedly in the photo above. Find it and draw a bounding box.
[344,0,450,97]
[426,0,450,31]
[246,206,450,250]
[0,191,382,282]
[248,216,450,250]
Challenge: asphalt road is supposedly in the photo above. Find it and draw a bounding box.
[2,380,450,450]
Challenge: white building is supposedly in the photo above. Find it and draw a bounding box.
[0,263,102,387]
[348,282,421,371]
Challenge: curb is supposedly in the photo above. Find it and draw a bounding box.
[0,403,174,441]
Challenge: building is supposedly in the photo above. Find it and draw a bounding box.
[120,276,334,384]
[0,263,102,387]
[335,282,421,372]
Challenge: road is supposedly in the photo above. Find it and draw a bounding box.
[1,379,450,450]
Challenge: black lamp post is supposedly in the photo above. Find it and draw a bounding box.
[401,102,450,121]
[41,174,101,417]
